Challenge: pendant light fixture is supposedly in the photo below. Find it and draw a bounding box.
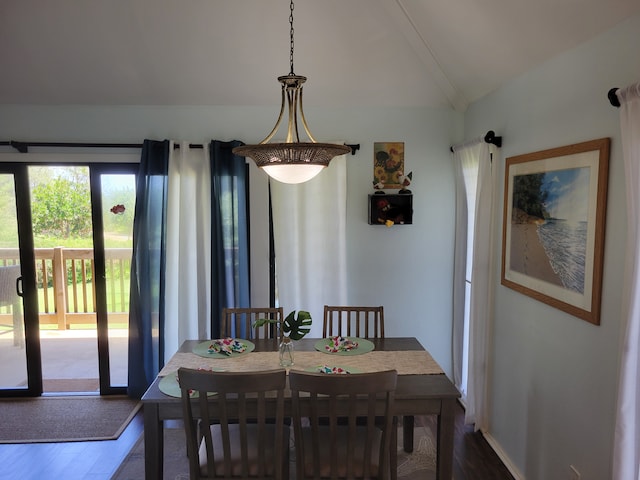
[232,0,351,184]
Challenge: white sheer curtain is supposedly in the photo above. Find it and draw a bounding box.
[163,141,212,361]
[613,81,640,480]
[452,139,496,431]
[271,154,348,337]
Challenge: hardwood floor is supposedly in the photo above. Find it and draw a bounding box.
[0,407,143,480]
[0,400,513,480]
[450,402,514,480]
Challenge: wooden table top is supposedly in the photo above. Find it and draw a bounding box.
[142,337,460,405]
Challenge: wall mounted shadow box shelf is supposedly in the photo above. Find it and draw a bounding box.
[368,194,413,225]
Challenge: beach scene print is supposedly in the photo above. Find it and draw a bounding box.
[510,166,590,294]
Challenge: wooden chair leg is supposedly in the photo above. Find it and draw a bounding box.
[391,416,398,480]
[403,415,415,453]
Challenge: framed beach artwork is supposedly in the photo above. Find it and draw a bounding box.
[501,138,610,325]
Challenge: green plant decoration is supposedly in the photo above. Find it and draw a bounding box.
[253,310,312,341]
[283,310,312,340]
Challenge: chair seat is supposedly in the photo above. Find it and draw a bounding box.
[299,425,383,478]
[199,424,290,478]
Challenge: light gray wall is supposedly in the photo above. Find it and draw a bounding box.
[0,103,463,375]
[463,14,640,480]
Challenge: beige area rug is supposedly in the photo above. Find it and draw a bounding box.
[0,395,141,443]
[111,416,437,480]
[43,378,100,393]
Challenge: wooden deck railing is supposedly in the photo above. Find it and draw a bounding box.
[0,247,131,329]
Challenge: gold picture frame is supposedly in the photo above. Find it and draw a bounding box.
[501,138,610,325]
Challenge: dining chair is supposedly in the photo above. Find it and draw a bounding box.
[220,307,284,340]
[289,369,398,480]
[178,368,290,480]
[322,305,414,465]
[323,305,385,339]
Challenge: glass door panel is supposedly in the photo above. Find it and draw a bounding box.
[100,173,135,387]
[0,173,27,390]
[29,166,99,393]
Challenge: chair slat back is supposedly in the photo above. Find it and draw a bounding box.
[323,306,385,339]
[179,368,288,480]
[221,307,284,340]
[289,369,397,480]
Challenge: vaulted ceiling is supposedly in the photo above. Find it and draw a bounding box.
[1,0,638,112]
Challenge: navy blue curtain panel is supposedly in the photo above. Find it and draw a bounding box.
[128,139,169,399]
[210,140,250,338]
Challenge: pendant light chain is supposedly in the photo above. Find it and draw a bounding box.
[289,0,295,75]
[232,0,352,183]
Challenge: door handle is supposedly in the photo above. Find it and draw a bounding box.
[16,276,23,297]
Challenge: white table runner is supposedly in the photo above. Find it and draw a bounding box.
[158,350,443,377]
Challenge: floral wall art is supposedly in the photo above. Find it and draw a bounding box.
[373,142,404,189]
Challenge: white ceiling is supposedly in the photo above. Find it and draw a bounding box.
[1,0,638,112]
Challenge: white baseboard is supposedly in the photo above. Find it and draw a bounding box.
[481,430,525,480]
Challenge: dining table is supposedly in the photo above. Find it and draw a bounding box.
[141,336,460,480]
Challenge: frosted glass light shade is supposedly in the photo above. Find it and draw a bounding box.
[261,164,325,184]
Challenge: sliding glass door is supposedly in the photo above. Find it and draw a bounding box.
[0,161,136,396]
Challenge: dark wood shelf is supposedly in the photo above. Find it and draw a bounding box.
[368,193,413,225]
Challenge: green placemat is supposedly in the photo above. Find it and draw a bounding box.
[304,365,361,374]
[192,338,255,359]
[314,337,375,356]
[159,371,222,398]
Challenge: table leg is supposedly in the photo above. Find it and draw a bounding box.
[144,403,164,480]
[391,416,398,480]
[436,399,455,480]
[403,415,414,452]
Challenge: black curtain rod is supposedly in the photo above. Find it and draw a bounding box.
[608,88,621,107]
[0,140,142,153]
[0,140,234,153]
[449,130,502,153]
[484,130,502,147]
[0,140,361,155]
